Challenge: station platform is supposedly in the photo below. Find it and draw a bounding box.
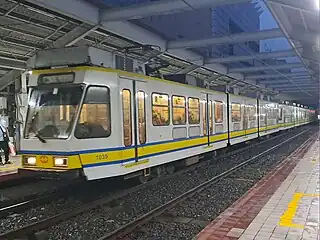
[0,155,21,182]
[196,134,319,240]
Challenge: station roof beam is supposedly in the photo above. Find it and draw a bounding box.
[261,78,313,84]
[167,28,283,49]
[175,64,200,74]
[0,57,26,71]
[265,0,319,101]
[280,88,319,93]
[267,0,317,15]
[246,72,310,80]
[229,63,302,73]
[99,0,251,22]
[268,83,319,88]
[26,0,258,86]
[205,49,296,64]
[291,29,320,47]
[52,24,99,48]
[0,23,97,91]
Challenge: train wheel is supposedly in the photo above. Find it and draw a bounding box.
[166,164,175,174]
[138,175,150,184]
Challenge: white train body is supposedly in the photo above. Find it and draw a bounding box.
[18,47,316,181]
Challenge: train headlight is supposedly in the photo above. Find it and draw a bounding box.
[25,157,36,165]
[54,157,68,167]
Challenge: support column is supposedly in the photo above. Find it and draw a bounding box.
[15,72,28,152]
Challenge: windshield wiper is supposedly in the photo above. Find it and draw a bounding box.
[35,133,47,143]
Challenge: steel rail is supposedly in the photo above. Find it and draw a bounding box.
[0,180,84,219]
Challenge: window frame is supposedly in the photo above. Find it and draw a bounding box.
[248,105,256,121]
[278,107,283,120]
[75,85,111,139]
[122,89,132,146]
[267,108,274,119]
[231,102,241,123]
[151,92,170,126]
[188,97,200,125]
[137,90,147,144]
[171,95,186,125]
[214,100,224,124]
[209,100,213,135]
[202,99,207,136]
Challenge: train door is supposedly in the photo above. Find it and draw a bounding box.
[201,93,209,145]
[119,77,147,162]
[293,107,298,126]
[243,102,249,137]
[264,105,268,133]
[119,79,134,156]
[207,93,227,149]
[281,107,285,126]
[134,80,148,160]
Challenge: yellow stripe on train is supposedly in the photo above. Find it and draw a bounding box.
[80,148,135,166]
[23,124,291,169]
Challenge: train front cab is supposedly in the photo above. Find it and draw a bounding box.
[18,68,125,180]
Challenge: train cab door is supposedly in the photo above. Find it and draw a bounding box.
[119,77,147,163]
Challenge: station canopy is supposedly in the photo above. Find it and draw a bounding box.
[0,0,318,106]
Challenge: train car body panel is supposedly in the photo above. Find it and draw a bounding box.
[228,94,258,145]
[279,104,295,130]
[19,65,315,181]
[258,100,279,136]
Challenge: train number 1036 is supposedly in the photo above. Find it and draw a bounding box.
[96,153,108,161]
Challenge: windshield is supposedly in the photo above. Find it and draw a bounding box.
[24,86,83,139]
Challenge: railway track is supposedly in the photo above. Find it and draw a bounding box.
[98,129,315,240]
[0,180,85,219]
[0,127,313,240]
[0,177,38,191]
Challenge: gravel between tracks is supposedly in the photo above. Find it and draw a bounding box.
[0,179,136,233]
[125,129,314,240]
[37,127,312,240]
[0,180,68,204]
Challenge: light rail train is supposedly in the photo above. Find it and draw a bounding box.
[18,47,316,181]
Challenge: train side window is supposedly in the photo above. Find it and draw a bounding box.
[188,97,200,124]
[152,93,170,126]
[249,105,256,121]
[231,103,241,122]
[215,101,224,123]
[202,100,207,135]
[137,91,146,144]
[75,86,111,139]
[172,95,186,125]
[122,89,132,146]
[209,100,213,134]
